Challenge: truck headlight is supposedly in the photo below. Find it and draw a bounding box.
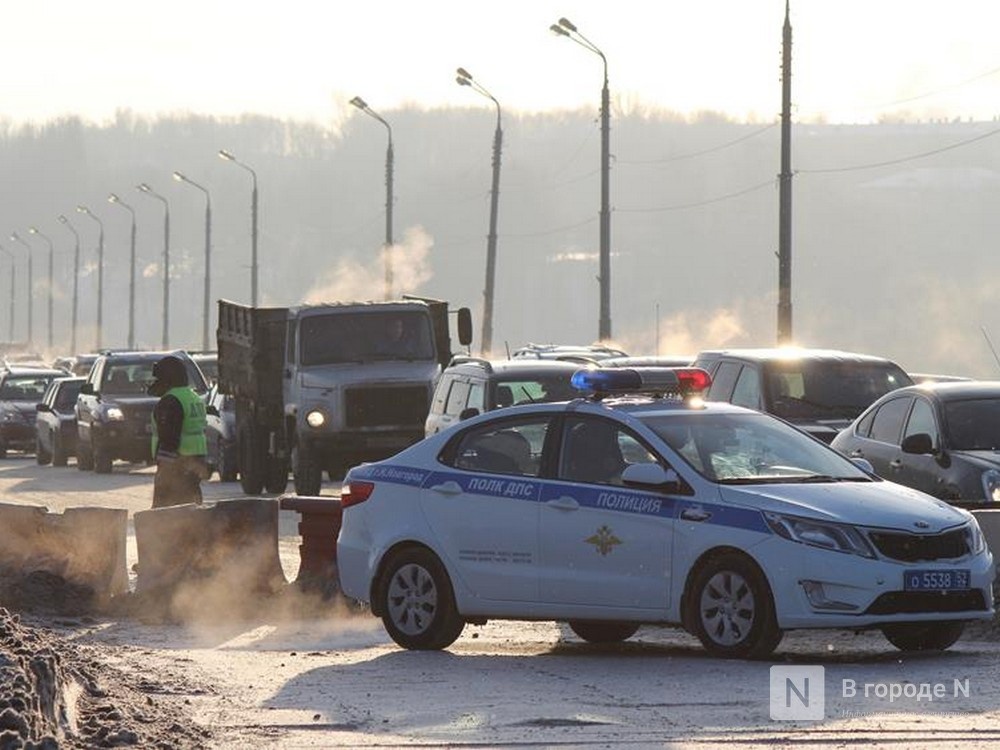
[765,512,876,558]
[105,406,125,421]
[981,469,1000,503]
[306,410,326,428]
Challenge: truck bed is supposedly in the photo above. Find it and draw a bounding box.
[217,299,288,407]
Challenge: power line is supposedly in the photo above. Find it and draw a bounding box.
[617,179,775,213]
[797,124,1000,174]
[617,122,778,165]
[504,215,597,238]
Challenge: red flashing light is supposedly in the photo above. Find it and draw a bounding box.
[675,368,712,393]
[341,480,375,508]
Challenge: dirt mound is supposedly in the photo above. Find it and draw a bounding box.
[0,608,208,749]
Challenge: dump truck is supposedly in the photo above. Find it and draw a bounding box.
[217,297,472,496]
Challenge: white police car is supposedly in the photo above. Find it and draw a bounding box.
[337,368,995,658]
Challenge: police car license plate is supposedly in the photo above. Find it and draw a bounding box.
[904,569,970,591]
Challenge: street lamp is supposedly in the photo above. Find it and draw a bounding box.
[76,206,105,351]
[0,244,15,342]
[27,227,54,350]
[9,232,33,347]
[349,96,394,300]
[456,67,503,356]
[550,17,612,341]
[218,150,258,306]
[57,215,81,354]
[173,171,213,351]
[108,194,137,350]
[137,183,171,348]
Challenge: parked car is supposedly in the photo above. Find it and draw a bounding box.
[425,358,581,436]
[908,373,973,385]
[693,348,913,443]
[205,382,237,481]
[0,365,68,457]
[831,380,1000,504]
[52,353,100,377]
[75,350,208,473]
[35,376,86,466]
[603,355,694,368]
[339,366,993,657]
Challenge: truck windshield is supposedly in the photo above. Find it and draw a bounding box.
[765,361,912,421]
[300,310,436,365]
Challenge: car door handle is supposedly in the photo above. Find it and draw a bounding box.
[889,459,903,470]
[546,496,580,511]
[430,481,463,496]
[680,508,712,522]
[849,449,864,458]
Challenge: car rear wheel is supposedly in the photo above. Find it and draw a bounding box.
[77,439,94,471]
[568,620,640,644]
[882,621,965,652]
[52,433,68,467]
[93,441,113,474]
[35,436,52,465]
[378,547,464,650]
[687,552,782,659]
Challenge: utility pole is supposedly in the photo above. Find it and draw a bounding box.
[777,0,793,344]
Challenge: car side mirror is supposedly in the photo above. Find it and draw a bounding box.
[622,463,683,493]
[36,403,50,413]
[901,432,935,455]
[459,406,480,421]
[206,405,219,417]
[80,382,94,395]
[850,457,876,475]
[456,308,473,347]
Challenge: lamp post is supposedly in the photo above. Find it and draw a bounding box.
[456,67,503,356]
[550,17,612,341]
[58,215,81,354]
[137,183,171,348]
[173,172,212,351]
[76,206,105,351]
[9,232,33,347]
[107,194,137,350]
[0,244,15,342]
[349,96,394,300]
[218,150,258,307]
[27,227,54,350]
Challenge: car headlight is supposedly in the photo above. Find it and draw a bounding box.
[765,512,876,558]
[965,519,987,555]
[1,410,21,423]
[982,469,1000,503]
[305,409,326,428]
[104,406,125,421]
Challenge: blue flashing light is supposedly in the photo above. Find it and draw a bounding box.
[571,367,711,397]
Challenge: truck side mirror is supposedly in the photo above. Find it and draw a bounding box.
[456,308,473,347]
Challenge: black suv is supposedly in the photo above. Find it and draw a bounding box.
[0,365,68,457]
[693,348,913,443]
[425,358,581,436]
[75,351,208,473]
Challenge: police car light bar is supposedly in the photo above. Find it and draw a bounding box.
[570,367,712,398]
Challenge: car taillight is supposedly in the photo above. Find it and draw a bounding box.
[341,481,375,508]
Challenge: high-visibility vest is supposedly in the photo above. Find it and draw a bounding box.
[151,386,208,456]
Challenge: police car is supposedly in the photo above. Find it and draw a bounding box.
[337,367,994,658]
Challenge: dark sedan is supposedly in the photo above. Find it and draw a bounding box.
[0,366,68,457]
[35,376,86,466]
[831,381,1000,503]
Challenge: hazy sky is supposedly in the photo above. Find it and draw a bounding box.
[5,1,1000,126]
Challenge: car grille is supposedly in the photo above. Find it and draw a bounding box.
[868,528,969,562]
[121,404,155,438]
[345,386,428,428]
[864,590,987,615]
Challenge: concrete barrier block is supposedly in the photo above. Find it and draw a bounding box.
[0,502,128,607]
[133,498,287,602]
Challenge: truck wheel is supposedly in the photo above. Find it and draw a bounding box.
[36,436,52,465]
[94,441,113,474]
[52,433,69,467]
[238,425,264,495]
[77,439,94,471]
[377,547,464,650]
[265,456,289,494]
[218,443,238,482]
[292,443,322,496]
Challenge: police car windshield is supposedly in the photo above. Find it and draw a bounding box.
[641,412,872,484]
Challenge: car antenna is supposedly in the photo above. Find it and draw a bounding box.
[504,341,511,360]
[981,326,1000,374]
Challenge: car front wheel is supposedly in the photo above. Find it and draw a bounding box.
[687,552,782,659]
[36,436,52,465]
[882,621,965,652]
[378,547,464,650]
[568,620,640,644]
